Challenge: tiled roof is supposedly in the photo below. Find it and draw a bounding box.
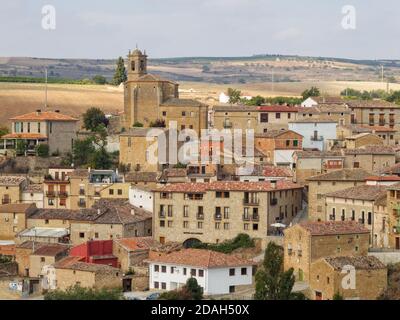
[375,193,387,207]
[344,145,395,155]
[382,163,400,175]
[16,241,48,250]
[346,99,398,109]
[346,133,376,140]
[10,111,78,121]
[263,166,293,178]
[297,104,350,114]
[115,237,160,251]
[307,169,370,181]
[161,98,206,107]
[325,185,387,201]
[156,180,302,193]
[164,168,187,178]
[213,105,258,112]
[255,130,302,138]
[361,125,397,133]
[55,259,120,273]
[294,150,344,159]
[1,133,48,140]
[0,203,35,213]
[135,74,176,84]
[308,96,345,104]
[324,256,386,270]
[125,172,160,183]
[366,175,400,181]
[148,249,255,268]
[23,184,43,193]
[120,128,168,137]
[32,244,69,256]
[257,105,300,112]
[289,118,338,123]
[298,221,369,236]
[0,176,26,186]
[68,169,89,179]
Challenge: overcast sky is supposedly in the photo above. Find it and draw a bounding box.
[1,0,399,60]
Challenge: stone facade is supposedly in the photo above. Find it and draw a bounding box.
[345,133,383,149]
[0,203,36,240]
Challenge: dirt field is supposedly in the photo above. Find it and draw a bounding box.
[0,80,399,126]
[0,83,123,125]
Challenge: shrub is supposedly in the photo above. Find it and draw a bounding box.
[133,122,144,128]
[191,233,255,254]
[44,285,124,300]
[36,144,49,157]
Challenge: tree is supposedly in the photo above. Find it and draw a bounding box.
[72,138,96,166]
[44,285,124,300]
[149,119,166,128]
[133,122,144,128]
[90,147,112,170]
[0,126,9,137]
[83,107,109,132]
[333,292,344,300]
[254,242,305,300]
[245,96,266,106]
[301,87,320,100]
[35,144,49,157]
[15,140,27,156]
[227,88,242,104]
[92,75,107,85]
[185,278,203,300]
[112,57,127,85]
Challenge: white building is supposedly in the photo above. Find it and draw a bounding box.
[129,186,154,212]
[147,248,254,295]
[289,120,337,151]
[22,185,44,208]
[301,97,319,108]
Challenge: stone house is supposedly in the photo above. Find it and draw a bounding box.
[43,166,74,209]
[343,145,395,172]
[254,130,303,168]
[344,133,383,149]
[0,176,28,205]
[21,184,43,208]
[153,180,303,247]
[307,169,371,221]
[283,221,370,282]
[293,150,345,185]
[113,237,160,271]
[29,243,69,278]
[296,104,350,126]
[309,256,387,300]
[386,183,400,249]
[0,203,36,240]
[324,185,388,247]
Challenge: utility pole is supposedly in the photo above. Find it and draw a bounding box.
[44,67,48,109]
[381,65,384,83]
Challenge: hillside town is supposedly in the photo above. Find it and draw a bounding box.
[1,49,400,301]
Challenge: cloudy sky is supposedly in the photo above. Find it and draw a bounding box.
[1,0,399,60]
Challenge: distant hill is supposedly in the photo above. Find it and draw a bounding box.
[1,54,399,84]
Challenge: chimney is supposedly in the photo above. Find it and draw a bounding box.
[271,180,277,189]
[131,209,135,216]
[36,109,41,116]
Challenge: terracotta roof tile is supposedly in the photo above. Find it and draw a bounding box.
[148,249,255,268]
[32,244,69,256]
[1,133,48,140]
[325,185,387,201]
[257,105,301,112]
[10,111,78,122]
[298,221,369,236]
[0,176,27,186]
[344,145,395,155]
[307,169,370,181]
[116,237,160,251]
[0,203,35,213]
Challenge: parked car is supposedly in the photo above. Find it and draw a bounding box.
[146,293,161,300]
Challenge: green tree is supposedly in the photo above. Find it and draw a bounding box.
[227,88,242,104]
[44,285,124,300]
[112,57,127,85]
[35,144,49,157]
[333,292,344,300]
[245,95,266,106]
[72,138,96,166]
[90,147,112,170]
[0,126,9,137]
[16,140,27,156]
[133,122,144,127]
[149,119,166,128]
[254,242,304,300]
[302,87,320,100]
[92,75,107,85]
[185,278,203,300]
[83,107,109,132]
[159,278,203,300]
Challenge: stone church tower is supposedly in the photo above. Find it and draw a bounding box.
[123,48,208,134]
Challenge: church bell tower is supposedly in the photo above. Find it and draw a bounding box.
[127,48,147,81]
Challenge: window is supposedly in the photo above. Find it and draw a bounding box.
[79,232,85,238]
[45,219,49,225]
[293,140,298,147]
[286,140,290,147]
[215,222,220,229]
[95,232,99,238]
[183,221,189,228]
[118,189,122,195]
[229,286,235,293]
[183,206,189,218]
[49,122,53,134]
[197,222,203,229]
[276,113,281,119]
[48,199,54,206]
[182,111,186,116]
[171,267,175,274]
[154,282,159,289]
[191,269,196,276]
[183,268,187,275]
[253,224,258,230]
[161,283,166,290]
[224,207,230,219]
[162,111,167,116]
[160,220,165,227]
[109,189,114,195]
[260,113,268,123]
[161,266,167,273]
[27,122,31,133]
[224,223,229,230]
[40,257,45,262]
[229,268,235,276]
[327,277,330,284]
[38,122,41,133]
[241,268,247,275]
[355,246,359,252]
[168,221,173,228]
[198,270,204,277]
[244,223,249,230]
[368,212,372,225]
[337,247,341,253]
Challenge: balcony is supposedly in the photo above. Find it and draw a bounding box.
[310,135,324,141]
[79,189,85,196]
[329,215,335,221]
[214,214,222,221]
[242,215,250,221]
[58,191,68,198]
[242,214,259,221]
[223,122,233,129]
[252,214,260,221]
[46,191,56,197]
[358,218,365,224]
[1,199,10,205]
[243,198,260,206]
[159,212,166,219]
[77,201,86,208]
[197,213,204,220]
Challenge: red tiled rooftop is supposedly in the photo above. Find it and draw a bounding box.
[10,111,78,122]
[1,133,48,140]
[263,166,293,178]
[116,237,160,251]
[148,249,255,268]
[156,180,302,193]
[32,244,69,256]
[366,175,400,181]
[257,105,301,112]
[298,221,369,236]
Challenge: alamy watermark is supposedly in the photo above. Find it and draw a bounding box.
[42,5,56,30]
